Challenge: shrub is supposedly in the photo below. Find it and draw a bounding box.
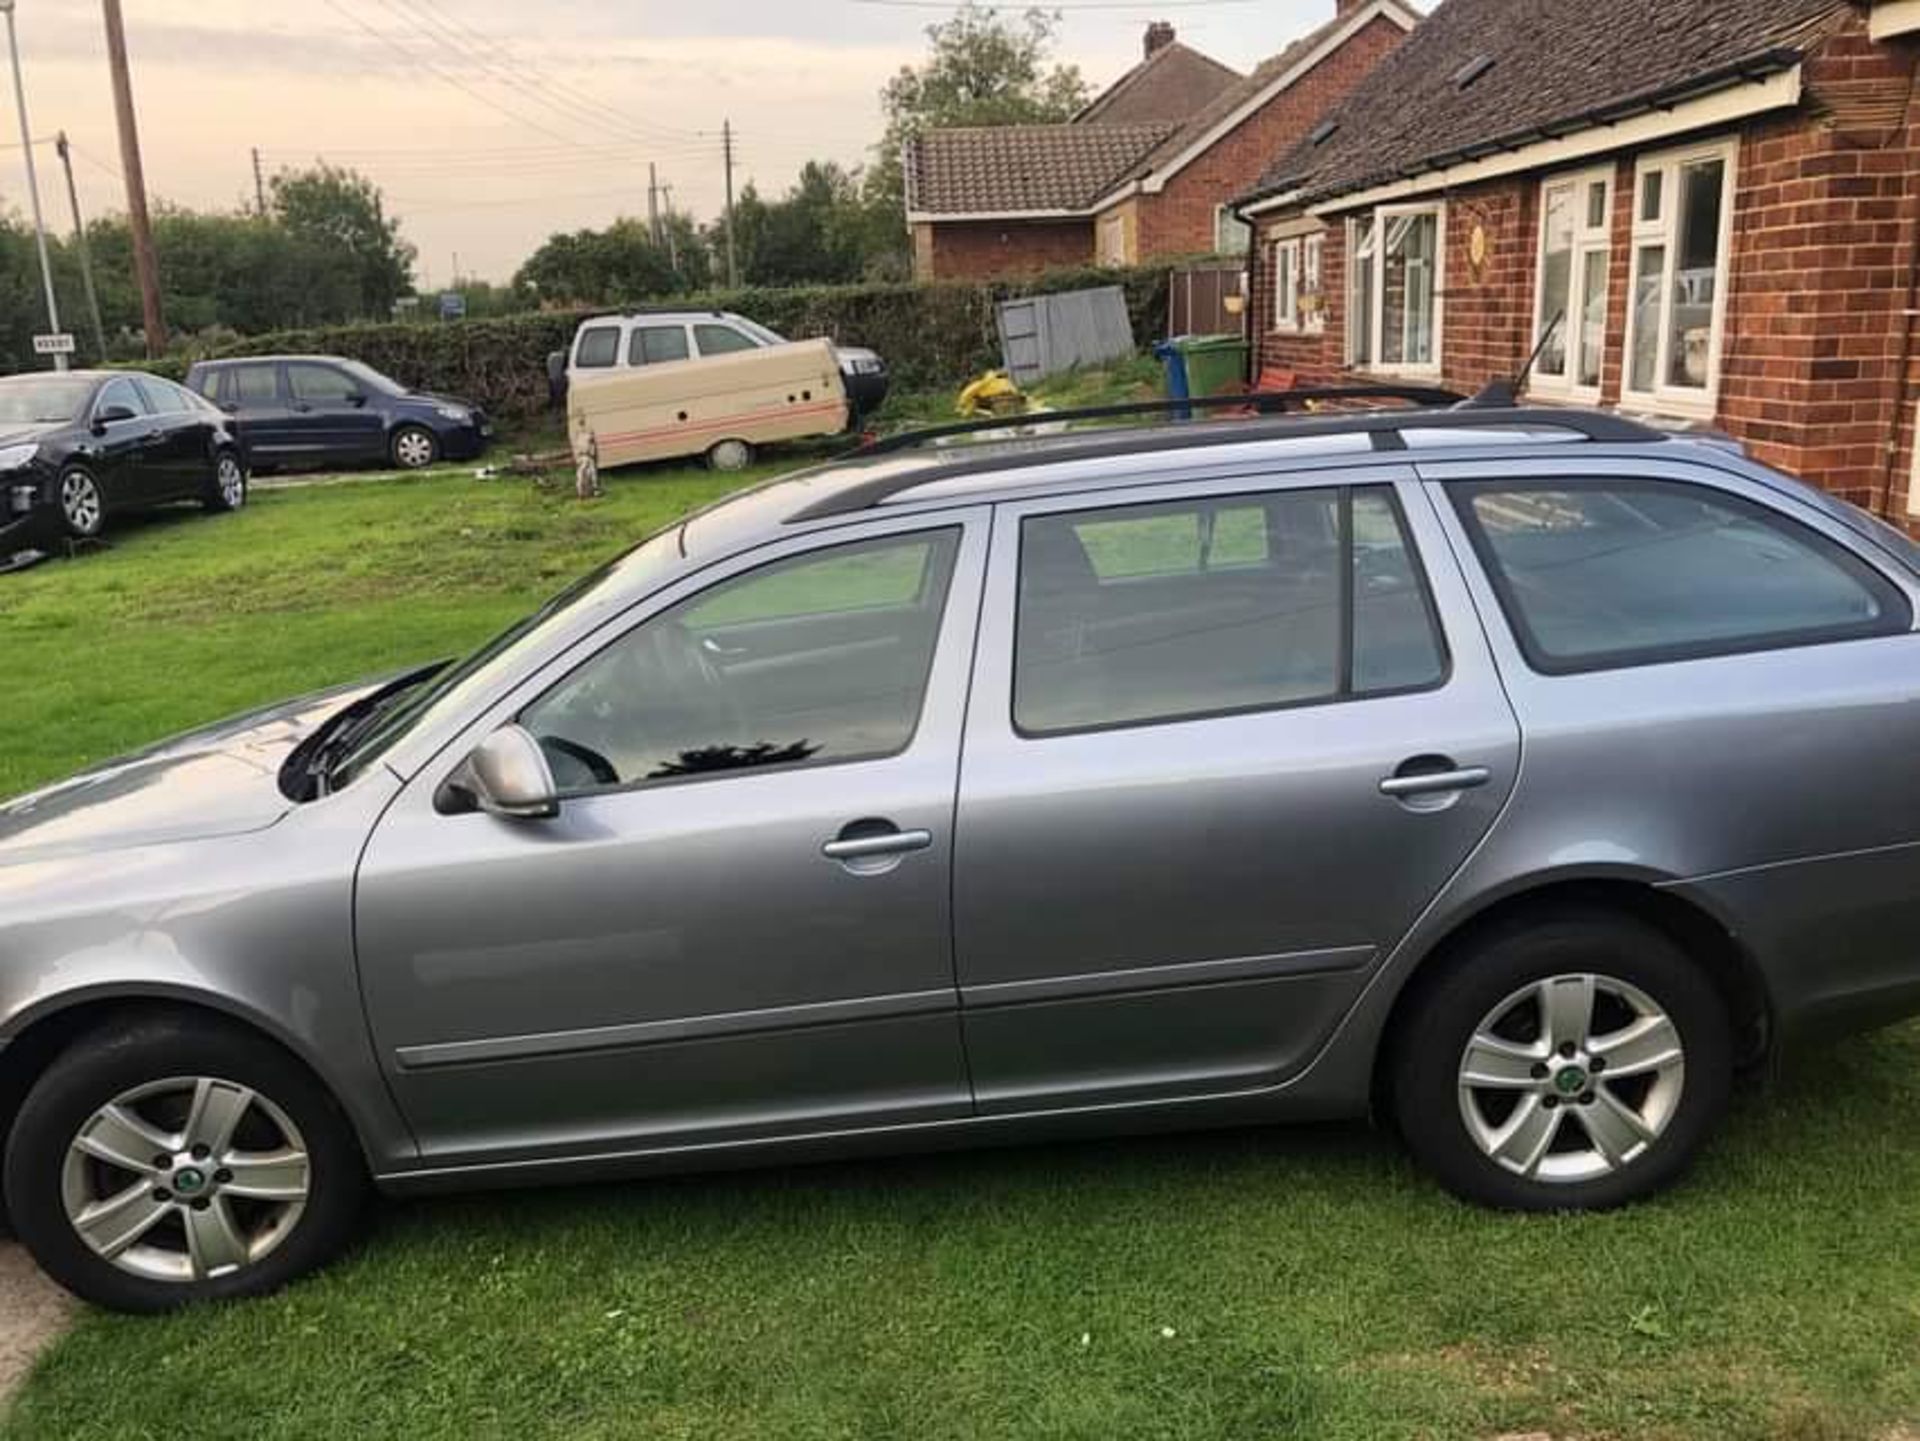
[136,267,1174,423]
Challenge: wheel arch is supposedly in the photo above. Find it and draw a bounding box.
[1369,876,1773,1121]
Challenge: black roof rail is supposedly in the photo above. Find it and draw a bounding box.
[616,306,728,319]
[855,385,1465,457]
[790,402,1669,523]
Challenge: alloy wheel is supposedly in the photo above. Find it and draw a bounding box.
[60,471,101,535]
[217,454,246,508]
[1456,972,1686,1183]
[60,1076,311,1284]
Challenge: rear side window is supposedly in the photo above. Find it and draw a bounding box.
[188,369,218,399]
[1014,486,1447,736]
[630,326,691,365]
[1454,480,1912,674]
[132,376,185,414]
[229,365,279,404]
[575,326,620,369]
[694,324,759,357]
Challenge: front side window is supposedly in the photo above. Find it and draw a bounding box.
[574,325,620,369]
[229,365,279,404]
[694,324,759,357]
[1349,206,1442,371]
[1455,480,1911,674]
[1014,486,1446,735]
[96,377,149,418]
[1533,168,1613,396]
[631,326,691,366]
[288,364,359,405]
[522,530,960,793]
[132,376,187,414]
[1626,141,1735,409]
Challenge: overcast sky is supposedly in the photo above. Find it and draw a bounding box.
[8,0,1338,285]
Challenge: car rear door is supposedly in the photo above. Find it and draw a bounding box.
[353,512,990,1169]
[951,467,1521,1111]
[285,362,387,464]
[218,362,292,461]
[131,376,212,499]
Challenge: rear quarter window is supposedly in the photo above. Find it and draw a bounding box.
[1454,479,1912,674]
[575,326,620,369]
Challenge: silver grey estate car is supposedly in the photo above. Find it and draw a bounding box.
[7,395,1920,1312]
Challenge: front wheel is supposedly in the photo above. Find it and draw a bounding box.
[58,466,105,539]
[390,425,439,471]
[3,1015,369,1313]
[204,450,248,513]
[1390,911,1732,1211]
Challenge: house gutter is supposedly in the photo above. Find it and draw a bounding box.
[1882,51,1920,520]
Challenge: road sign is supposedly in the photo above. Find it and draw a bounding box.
[438,291,466,321]
[32,333,74,355]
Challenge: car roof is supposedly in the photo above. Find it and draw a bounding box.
[578,311,740,325]
[190,355,356,368]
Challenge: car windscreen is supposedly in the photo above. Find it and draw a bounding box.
[734,318,786,347]
[0,377,97,424]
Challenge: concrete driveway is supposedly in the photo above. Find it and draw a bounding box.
[0,1244,69,1408]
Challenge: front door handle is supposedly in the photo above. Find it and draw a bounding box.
[1379,766,1491,799]
[822,829,933,861]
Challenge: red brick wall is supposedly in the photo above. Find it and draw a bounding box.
[916,219,1094,281]
[1134,14,1410,259]
[1248,13,1920,519]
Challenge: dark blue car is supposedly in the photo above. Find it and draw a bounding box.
[184,355,491,472]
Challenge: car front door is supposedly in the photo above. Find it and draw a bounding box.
[354,514,989,1168]
[285,362,386,464]
[952,470,1521,1111]
[218,362,292,461]
[85,376,161,508]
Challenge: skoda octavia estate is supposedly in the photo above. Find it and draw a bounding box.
[7,395,1920,1312]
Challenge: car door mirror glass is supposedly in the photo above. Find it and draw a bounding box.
[450,725,560,820]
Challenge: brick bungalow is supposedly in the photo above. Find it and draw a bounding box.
[1239,0,1920,519]
[906,0,1419,281]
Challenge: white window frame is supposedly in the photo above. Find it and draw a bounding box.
[1271,232,1326,335]
[1529,166,1614,402]
[1347,202,1446,377]
[1302,233,1325,335]
[1274,239,1300,330]
[1622,137,1738,417]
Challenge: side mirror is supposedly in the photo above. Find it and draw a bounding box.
[449,725,559,820]
[92,404,137,432]
[344,390,367,407]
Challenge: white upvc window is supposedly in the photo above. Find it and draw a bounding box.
[1623,137,1737,415]
[1272,233,1326,335]
[1531,166,1613,400]
[1214,205,1251,256]
[1347,203,1444,374]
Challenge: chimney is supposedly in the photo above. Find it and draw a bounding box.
[1143,21,1175,58]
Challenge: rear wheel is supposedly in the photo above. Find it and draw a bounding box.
[3,1015,368,1312]
[707,438,754,473]
[1390,911,1732,1211]
[203,450,247,513]
[390,425,439,471]
[58,466,104,538]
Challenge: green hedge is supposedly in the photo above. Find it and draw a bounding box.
[139,267,1172,424]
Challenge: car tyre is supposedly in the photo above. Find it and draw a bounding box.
[707,438,754,473]
[3,1013,369,1313]
[57,465,105,539]
[390,424,440,471]
[203,449,248,513]
[1390,910,1732,1212]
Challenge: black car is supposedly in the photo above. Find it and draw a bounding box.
[0,371,249,559]
[184,356,491,473]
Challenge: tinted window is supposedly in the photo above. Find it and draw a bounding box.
[523,530,960,793]
[288,364,360,404]
[132,376,186,414]
[694,324,759,357]
[229,365,280,405]
[575,326,620,369]
[630,326,691,366]
[1456,480,1911,673]
[96,377,149,418]
[1014,487,1445,735]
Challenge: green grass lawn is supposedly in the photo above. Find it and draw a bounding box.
[5,456,1920,1440]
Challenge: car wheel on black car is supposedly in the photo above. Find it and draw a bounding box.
[58,466,105,539]
[3,1012,369,1313]
[390,425,439,471]
[204,450,248,513]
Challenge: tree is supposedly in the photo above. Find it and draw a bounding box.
[870,6,1089,215]
[511,217,706,308]
[269,164,416,319]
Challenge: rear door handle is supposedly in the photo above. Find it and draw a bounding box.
[822,829,933,861]
[1379,767,1491,799]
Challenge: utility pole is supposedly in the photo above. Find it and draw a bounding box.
[54,132,106,362]
[722,118,738,289]
[647,161,660,246]
[102,0,166,357]
[0,0,65,370]
[251,145,266,216]
[660,184,678,273]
